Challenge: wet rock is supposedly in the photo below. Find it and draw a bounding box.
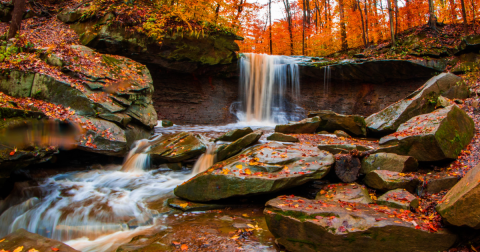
[167,198,238,212]
[161,120,174,127]
[315,183,373,204]
[275,116,321,134]
[366,73,467,135]
[317,144,374,155]
[148,132,206,163]
[267,132,299,142]
[377,189,419,210]
[364,170,420,193]
[174,142,334,202]
[264,196,456,252]
[334,154,361,183]
[334,130,350,138]
[360,153,418,174]
[215,127,253,142]
[436,163,480,228]
[308,110,366,136]
[0,229,79,252]
[216,130,263,161]
[418,173,459,195]
[76,117,128,156]
[377,105,475,162]
[167,163,182,170]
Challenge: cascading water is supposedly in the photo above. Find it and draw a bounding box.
[192,136,217,174]
[234,53,304,124]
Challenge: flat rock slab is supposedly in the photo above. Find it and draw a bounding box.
[315,183,373,204]
[436,163,480,228]
[216,130,263,161]
[264,196,456,252]
[215,127,253,142]
[418,173,459,195]
[167,198,238,212]
[308,110,366,136]
[318,144,374,155]
[267,132,299,142]
[377,189,419,210]
[174,142,334,202]
[0,229,79,252]
[366,73,466,135]
[275,116,321,134]
[378,105,475,162]
[148,132,206,162]
[361,153,418,174]
[364,170,420,193]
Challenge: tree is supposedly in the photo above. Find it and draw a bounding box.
[283,0,294,55]
[339,0,348,50]
[460,0,468,34]
[302,0,306,55]
[428,0,438,30]
[8,0,27,39]
[356,0,367,47]
[387,0,395,44]
[269,0,273,55]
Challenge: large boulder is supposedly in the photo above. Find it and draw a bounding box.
[275,116,321,134]
[364,170,420,193]
[377,105,475,162]
[147,132,206,163]
[62,11,242,73]
[215,127,253,142]
[264,196,456,252]
[436,163,480,228]
[174,142,334,202]
[360,153,418,174]
[216,130,263,161]
[315,183,373,204]
[308,110,366,136]
[0,229,79,252]
[366,73,468,135]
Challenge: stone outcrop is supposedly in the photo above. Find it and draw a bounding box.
[365,73,468,135]
[264,196,456,252]
[174,142,334,202]
[275,116,321,134]
[377,105,475,162]
[308,110,366,136]
[360,153,418,174]
[436,163,480,228]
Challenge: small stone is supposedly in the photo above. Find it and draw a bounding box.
[267,132,299,142]
[161,120,174,127]
[334,130,350,138]
[377,189,419,210]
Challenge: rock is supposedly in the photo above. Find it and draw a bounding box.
[364,170,420,193]
[377,105,475,162]
[317,144,374,155]
[66,12,242,73]
[334,130,350,138]
[456,35,480,55]
[0,229,79,252]
[436,96,454,108]
[161,120,174,127]
[174,142,334,202]
[436,163,480,228]
[334,154,361,183]
[366,73,467,135]
[167,198,238,212]
[215,127,253,142]
[267,132,299,142]
[418,173,459,195]
[315,183,373,204]
[360,153,418,174]
[57,8,85,23]
[264,196,456,252]
[166,162,182,170]
[377,189,419,210]
[275,116,321,134]
[318,130,330,134]
[76,117,128,156]
[308,110,366,136]
[148,132,206,163]
[216,130,263,161]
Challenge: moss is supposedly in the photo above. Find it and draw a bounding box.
[286,238,317,250]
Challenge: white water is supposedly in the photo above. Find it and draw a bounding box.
[192,136,217,174]
[236,53,304,124]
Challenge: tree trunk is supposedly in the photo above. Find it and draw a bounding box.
[365,0,369,45]
[334,154,362,183]
[8,0,27,39]
[470,0,476,32]
[302,0,306,55]
[449,0,457,22]
[283,0,294,55]
[394,0,399,36]
[339,0,348,50]
[214,3,220,24]
[406,0,412,28]
[387,0,395,45]
[269,0,273,55]
[357,0,367,47]
[461,0,468,34]
[428,0,437,30]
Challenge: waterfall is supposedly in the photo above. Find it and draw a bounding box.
[192,135,216,174]
[121,134,163,173]
[237,53,302,124]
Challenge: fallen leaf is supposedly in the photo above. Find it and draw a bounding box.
[181,244,188,250]
[13,247,23,252]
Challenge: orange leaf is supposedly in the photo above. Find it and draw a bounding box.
[181,244,188,251]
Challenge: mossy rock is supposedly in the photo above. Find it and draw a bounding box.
[308,110,366,137]
[315,183,373,204]
[275,116,321,134]
[317,144,374,155]
[216,130,263,161]
[377,189,419,210]
[147,132,206,163]
[264,196,456,252]
[267,132,299,142]
[174,142,334,202]
[0,229,79,252]
[215,127,253,142]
